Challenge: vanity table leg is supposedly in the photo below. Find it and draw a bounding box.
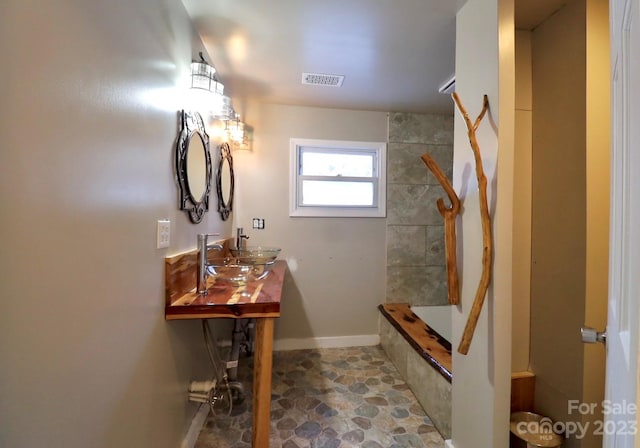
[252,317,274,447]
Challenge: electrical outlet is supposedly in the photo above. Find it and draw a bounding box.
[252,218,265,229]
[157,220,170,248]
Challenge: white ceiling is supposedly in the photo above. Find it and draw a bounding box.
[181,0,569,115]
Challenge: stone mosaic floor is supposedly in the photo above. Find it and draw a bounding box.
[195,345,445,448]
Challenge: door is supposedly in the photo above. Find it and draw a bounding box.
[604,0,640,447]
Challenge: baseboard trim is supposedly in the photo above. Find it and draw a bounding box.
[180,403,209,448]
[274,334,380,351]
[445,439,455,448]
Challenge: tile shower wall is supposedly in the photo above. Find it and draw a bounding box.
[386,113,454,306]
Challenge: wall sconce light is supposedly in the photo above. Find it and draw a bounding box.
[190,52,224,95]
[224,110,252,150]
[225,111,245,144]
[189,52,241,127]
[189,52,229,117]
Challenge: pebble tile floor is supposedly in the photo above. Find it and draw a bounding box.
[195,345,445,448]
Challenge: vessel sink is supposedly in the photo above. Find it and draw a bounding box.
[206,260,270,285]
[229,246,281,265]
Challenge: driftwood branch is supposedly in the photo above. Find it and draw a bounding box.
[452,93,493,356]
[421,153,460,305]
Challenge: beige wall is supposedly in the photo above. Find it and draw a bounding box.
[513,29,533,373]
[232,103,388,346]
[0,1,231,446]
[582,0,610,446]
[531,1,588,437]
[451,0,514,446]
[530,1,609,446]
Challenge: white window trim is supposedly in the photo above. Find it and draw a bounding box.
[289,138,387,218]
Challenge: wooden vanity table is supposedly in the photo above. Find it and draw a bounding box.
[165,251,286,448]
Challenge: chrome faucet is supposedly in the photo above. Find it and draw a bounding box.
[236,227,249,250]
[197,233,223,295]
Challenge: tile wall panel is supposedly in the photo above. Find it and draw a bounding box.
[386,113,454,306]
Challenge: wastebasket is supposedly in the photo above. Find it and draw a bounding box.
[510,412,563,448]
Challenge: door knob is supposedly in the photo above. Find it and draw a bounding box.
[581,326,607,345]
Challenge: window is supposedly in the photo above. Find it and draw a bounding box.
[290,138,387,217]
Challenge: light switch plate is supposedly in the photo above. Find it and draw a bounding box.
[252,218,265,229]
[157,220,170,248]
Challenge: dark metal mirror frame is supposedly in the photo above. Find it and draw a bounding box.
[216,142,235,221]
[176,110,212,224]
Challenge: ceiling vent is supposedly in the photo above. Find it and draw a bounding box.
[302,72,345,87]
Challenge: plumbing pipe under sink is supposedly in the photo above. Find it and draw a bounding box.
[189,379,216,393]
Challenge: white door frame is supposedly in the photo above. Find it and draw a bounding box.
[604,0,639,446]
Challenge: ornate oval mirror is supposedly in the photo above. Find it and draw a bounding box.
[176,110,212,224]
[216,142,234,221]
[186,133,207,202]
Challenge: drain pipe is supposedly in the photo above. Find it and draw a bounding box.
[227,320,245,381]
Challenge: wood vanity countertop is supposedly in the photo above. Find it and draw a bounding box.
[165,257,286,320]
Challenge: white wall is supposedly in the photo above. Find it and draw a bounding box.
[451,0,514,446]
[232,103,388,347]
[0,1,230,446]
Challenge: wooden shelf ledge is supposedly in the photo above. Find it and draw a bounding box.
[379,303,452,383]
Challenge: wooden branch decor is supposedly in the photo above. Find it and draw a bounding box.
[420,153,460,305]
[452,93,493,356]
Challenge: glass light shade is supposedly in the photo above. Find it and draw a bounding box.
[190,61,224,103]
[211,95,233,120]
[227,118,245,144]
